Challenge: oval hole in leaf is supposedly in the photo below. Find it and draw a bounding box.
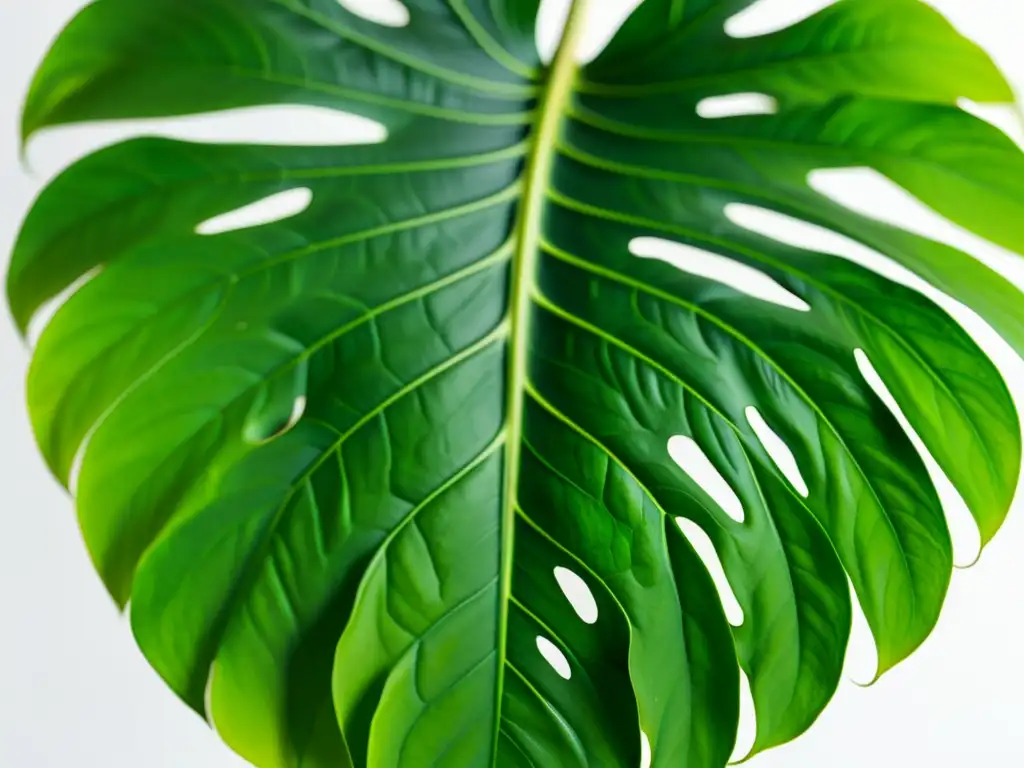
[803,169,1024,413]
[337,0,410,27]
[535,0,569,64]
[196,188,313,236]
[727,197,995,303]
[640,731,651,768]
[854,349,981,567]
[675,517,744,627]
[696,93,777,119]
[537,0,644,64]
[725,199,929,287]
[25,106,387,181]
[807,168,1024,290]
[731,670,758,763]
[630,237,810,311]
[727,198,998,330]
[667,436,745,523]
[536,636,572,680]
[725,0,838,39]
[726,196,1024,396]
[553,566,598,624]
[744,406,809,497]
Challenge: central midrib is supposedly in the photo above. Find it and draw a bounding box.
[493,0,590,760]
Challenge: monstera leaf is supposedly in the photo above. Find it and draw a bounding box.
[9,0,1024,765]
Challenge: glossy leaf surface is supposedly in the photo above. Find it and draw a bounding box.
[8,0,1024,766]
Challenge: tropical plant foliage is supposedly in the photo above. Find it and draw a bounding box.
[8,0,1024,765]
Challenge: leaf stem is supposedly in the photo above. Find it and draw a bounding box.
[493,0,589,761]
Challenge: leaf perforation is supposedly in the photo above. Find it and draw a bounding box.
[507,597,583,682]
[530,280,930,654]
[513,504,631,626]
[566,104,1021,207]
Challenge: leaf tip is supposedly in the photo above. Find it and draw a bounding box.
[850,663,885,689]
[954,548,984,571]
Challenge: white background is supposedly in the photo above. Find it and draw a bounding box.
[1,1,1023,766]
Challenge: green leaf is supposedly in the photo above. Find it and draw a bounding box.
[7,0,1023,766]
